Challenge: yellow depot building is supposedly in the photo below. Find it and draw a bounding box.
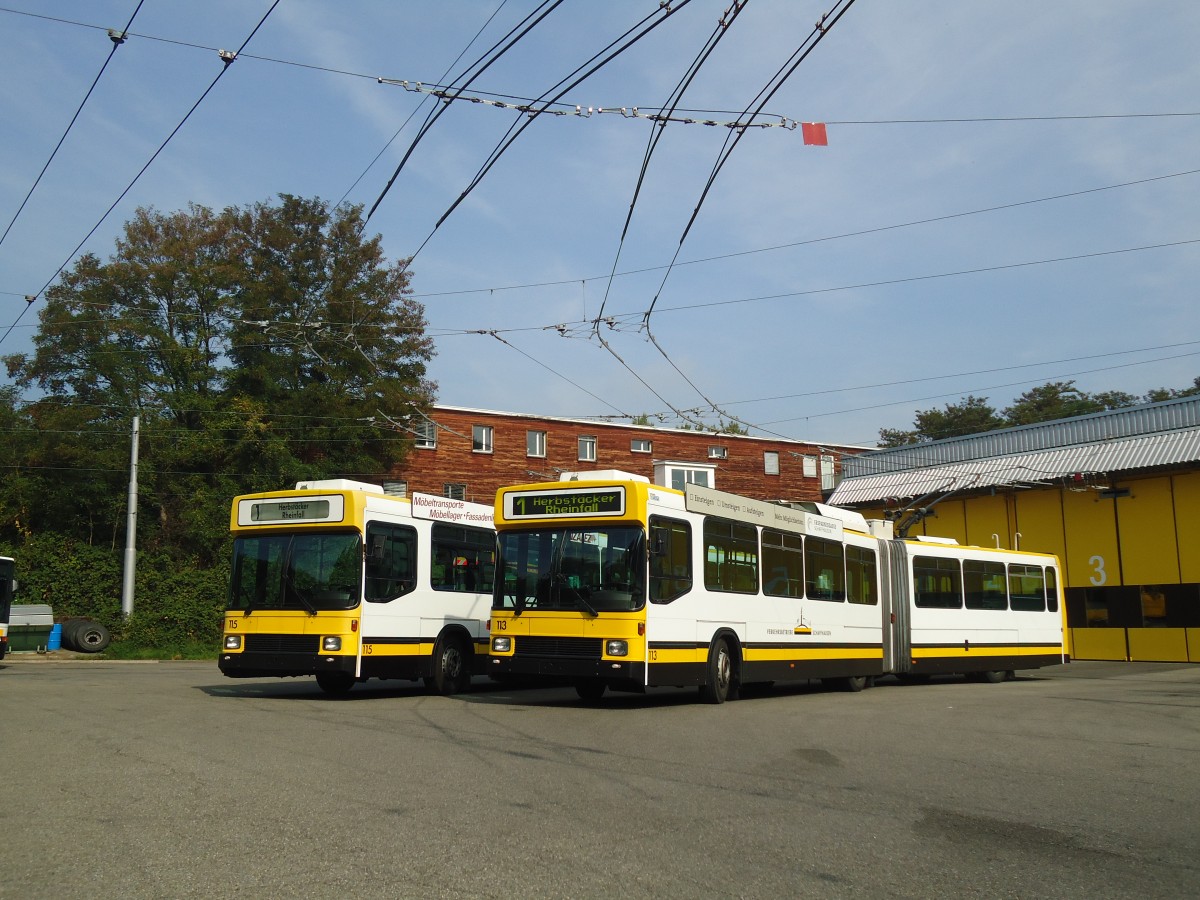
[827,395,1200,663]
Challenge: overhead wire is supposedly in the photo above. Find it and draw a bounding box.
[756,347,1200,428]
[593,0,748,331]
[479,330,631,418]
[7,235,1197,369]
[404,0,695,266]
[644,0,860,326]
[339,0,511,207]
[342,166,1200,302]
[364,0,566,224]
[7,3,1190,444]
[6,4,1197,126]
[3,4,1195,302]
[0,1,145,254]
[633,0,859,436]
[590,1,750,432]
[0,0,282,352]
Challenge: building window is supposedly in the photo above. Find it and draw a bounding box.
[708,446,727,460]
[578,435,597,462]
[631,438,652,453]
[527,430,546,458]
[670,468,711,491]
[802,455,817,478]
[382,480,407,497]
[820,454,836,492]
[414,419,436,449]
[764,451,779,475]
[472,425,493,454]
[443,483,466,501]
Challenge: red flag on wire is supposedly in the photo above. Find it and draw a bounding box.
[801,122,828,146]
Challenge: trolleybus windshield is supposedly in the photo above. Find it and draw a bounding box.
[495,526,646,614]
[229,532,362,612]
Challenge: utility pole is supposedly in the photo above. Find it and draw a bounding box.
[121,415,139,617]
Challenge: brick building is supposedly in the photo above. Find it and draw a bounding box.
[388,405,866,506]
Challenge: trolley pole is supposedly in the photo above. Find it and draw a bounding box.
[120,415,139,618]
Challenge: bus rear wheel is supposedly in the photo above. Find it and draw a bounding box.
[316,671,355,695]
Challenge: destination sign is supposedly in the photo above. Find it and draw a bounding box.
[504,486,625,520]
[237,494,344,526]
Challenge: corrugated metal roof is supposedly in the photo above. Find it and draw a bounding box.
[828,427,1200,505]
[844,395,1200,477]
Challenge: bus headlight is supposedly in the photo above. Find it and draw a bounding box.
[322,636,342,651]
[223,635,242,650]
[491,636,511,653]
[606,640,628,657]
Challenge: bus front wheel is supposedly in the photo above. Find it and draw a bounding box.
[575,681,606,702]
[428,634,471,695]
[700,638,737,704]
[316,671,355,695]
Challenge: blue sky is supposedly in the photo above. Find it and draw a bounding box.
[1,1,1197,447]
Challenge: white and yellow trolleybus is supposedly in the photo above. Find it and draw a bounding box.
[488,470,1067,702]
[220,480,495,695]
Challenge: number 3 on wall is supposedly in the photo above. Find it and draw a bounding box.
[1088,555,1107,586]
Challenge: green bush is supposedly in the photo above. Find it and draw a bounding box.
[122,554,226,649]
[1,536,226,652]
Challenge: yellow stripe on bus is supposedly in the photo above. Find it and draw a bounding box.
[911,645,1060,659]
[361,642,433,658]
[744,646,884,663]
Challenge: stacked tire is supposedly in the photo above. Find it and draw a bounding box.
[61,618,112,653]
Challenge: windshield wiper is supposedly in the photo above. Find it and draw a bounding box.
[283,569,318,616]
[575,587,598,618]
[543,573,598,617]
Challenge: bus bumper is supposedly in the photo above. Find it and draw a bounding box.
[489,654,644,685]
[218,652,355,679]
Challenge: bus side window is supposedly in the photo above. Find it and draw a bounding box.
[649,518,691,603]
[431,522,495,594]
[365,522,416,602]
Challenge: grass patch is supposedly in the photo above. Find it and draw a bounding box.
[102,639,220,661]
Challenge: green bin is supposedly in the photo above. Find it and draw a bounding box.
[8,604,53,652]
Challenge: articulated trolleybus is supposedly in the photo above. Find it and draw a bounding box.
[488,470,1066,703]
[220,480,495,695]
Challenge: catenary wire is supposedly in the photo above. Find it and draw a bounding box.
[365,0,566,224]
[0,0,282,352]
[593,0,749,332]
[338,0,510,207]
[404,0,694,266]
[0,1,146,253]
[643,0,859,326]
[628,0,858,434]
[6,4,1198,127]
